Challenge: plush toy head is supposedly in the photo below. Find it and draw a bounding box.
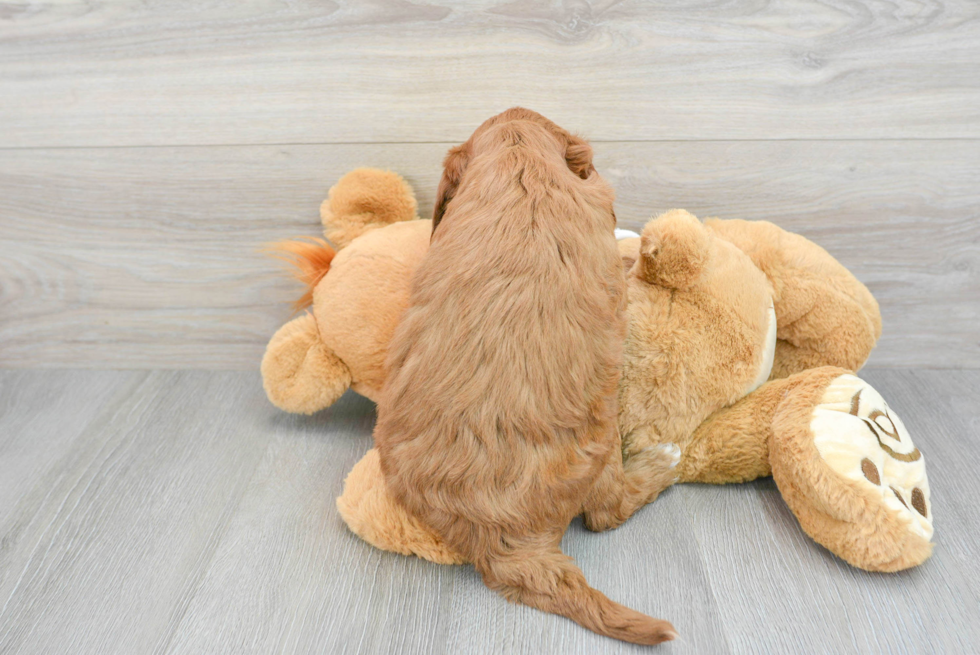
[617,210,777,450]
[263,168,429,414]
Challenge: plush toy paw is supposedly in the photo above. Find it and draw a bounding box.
[337,449,465,565]
[811,374,932,537]
[770,371,933,572]
[658,442,683,468]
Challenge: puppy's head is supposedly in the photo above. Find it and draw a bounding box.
[432,107,596,232]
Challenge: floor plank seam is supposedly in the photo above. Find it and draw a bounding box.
[153,425,277,655]
[0,372,155,627]
[673,486,735,655]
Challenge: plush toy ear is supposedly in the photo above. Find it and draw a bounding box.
[637,209,711,289]
[432,143,470,234]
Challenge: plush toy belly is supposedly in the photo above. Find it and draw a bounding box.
[744,301,777,396]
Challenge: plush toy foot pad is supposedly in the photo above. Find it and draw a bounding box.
[812,374,932,540]
[771,370,933,572]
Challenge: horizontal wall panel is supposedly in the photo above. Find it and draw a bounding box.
[1,1,979,146]
[0,140,976,368]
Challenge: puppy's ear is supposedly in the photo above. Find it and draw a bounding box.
[637,210,710,290]
[564,134,595,180]
[432,143,469,234]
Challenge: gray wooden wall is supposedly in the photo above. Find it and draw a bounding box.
[2,1,978,369]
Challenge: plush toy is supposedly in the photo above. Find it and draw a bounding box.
[262,169,934,573]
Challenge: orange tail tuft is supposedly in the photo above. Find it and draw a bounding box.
[266,237,336,312]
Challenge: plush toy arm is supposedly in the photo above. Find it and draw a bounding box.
[261,313,352,414]
[706,218,881,378]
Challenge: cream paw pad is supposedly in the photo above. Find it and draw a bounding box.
[812,374,932,539]
[770,370,933,572]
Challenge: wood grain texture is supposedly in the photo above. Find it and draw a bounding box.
[0,0,979,147]
[2,2,977,652]
[0,371,277,655]
[861,369,980,606]
[166,393,730,655]
[682,368,980,655]
[0,370,142,525]
[1,141,977,369]
[0,369,978,654]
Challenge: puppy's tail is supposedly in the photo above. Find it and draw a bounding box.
[473,538,676,646]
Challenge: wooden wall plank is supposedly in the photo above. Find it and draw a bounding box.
[1,140,977,369]
[1,0,978,146]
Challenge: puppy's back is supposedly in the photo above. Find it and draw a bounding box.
[374,116,673,646]
[382,128,623,443]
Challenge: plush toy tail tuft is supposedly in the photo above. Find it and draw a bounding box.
[321,168,418,248]
[266,237,336,312]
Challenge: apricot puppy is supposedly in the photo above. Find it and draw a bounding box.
[374,108,676,645]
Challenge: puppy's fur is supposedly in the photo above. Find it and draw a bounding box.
[375,108,676,645]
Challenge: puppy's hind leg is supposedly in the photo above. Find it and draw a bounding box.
[582,433,680,532]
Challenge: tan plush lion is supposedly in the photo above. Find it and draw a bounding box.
[262,168,933,573]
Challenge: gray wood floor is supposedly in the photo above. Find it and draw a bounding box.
[0,369,977,654]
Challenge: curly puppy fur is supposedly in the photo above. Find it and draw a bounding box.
[374,108,676,646]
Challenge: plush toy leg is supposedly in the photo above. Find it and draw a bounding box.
[261,313,352,414]
[768,300,877,379]
[768,368,933,572]
[681,366,933,571]
[677,372,817,484]
[336,449,465,565]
